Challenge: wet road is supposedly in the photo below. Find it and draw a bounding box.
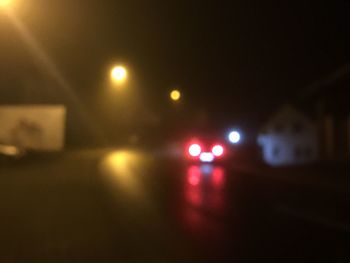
[0,149,349,262]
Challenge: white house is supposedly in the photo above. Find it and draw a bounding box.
[258,105,318,166]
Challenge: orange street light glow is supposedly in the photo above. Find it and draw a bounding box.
[110,65,128,85]
[0,0,12,7]
[170,89,181,101]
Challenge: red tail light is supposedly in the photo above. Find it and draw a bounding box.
[212,144,224,157]
[188,144,202,157]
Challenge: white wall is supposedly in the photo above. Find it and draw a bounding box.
[259,132,318,166]
[258,105,318,166]
[0,105,66,151]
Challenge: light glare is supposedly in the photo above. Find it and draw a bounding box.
[111,66,127,84]
[0,0,11,7]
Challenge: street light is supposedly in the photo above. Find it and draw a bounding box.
[170,89,181,102]
[228,130,241,144]
[110,65,128,86]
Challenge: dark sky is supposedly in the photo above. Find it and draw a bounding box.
[1,0,350,128]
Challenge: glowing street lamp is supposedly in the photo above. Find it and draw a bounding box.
[228,130,241,144]
[110,65,128,86]
[170,89,181,102]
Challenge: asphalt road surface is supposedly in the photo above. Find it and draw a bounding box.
[0,149,349,262]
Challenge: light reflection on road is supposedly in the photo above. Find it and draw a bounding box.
[99,150,153,198]
[100,152,229,248]
[180,164,227,243]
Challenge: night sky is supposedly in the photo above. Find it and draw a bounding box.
[1,0,350,134]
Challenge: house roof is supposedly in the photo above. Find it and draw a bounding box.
[293,63,350,116]
[300,63,350,100]
[259,104,314,133]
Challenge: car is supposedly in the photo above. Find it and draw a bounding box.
[184,137,228,163]
[0,143,26,160]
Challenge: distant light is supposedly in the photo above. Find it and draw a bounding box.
[188,144,201,157]
[228,131,241,144]
[0,0,12,7]
[111,65,127,84]
[212,145,224,157]
[199,152,214,163]
[170,89,181,101]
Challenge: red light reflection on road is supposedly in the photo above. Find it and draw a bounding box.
[212,167,225,189]
[181,165,227,243]
[187,165,201,186]
[186,165,202,206]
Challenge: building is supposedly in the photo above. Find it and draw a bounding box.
[0,72,100,147]
[258,104,318,166]
[258,64,350,166]
[300,64,350,162]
